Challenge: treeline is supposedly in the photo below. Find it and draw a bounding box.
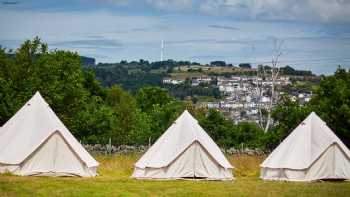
[96,59,200,72]
[80,56,95,67]
[258,65,314,76]
[1,38,349,149]
[0,38,273,149]
[280,65,314,76]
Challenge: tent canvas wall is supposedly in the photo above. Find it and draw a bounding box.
[132,110,233,180]
[0,92,98,177]
[261,112,350,181]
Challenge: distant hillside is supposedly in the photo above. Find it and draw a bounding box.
[93,61,167,92]
[80,56,95,67]
[280,65,314,76]
[91,59,316,96]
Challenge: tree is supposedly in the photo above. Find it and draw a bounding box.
[308,67,350,146]
[280,65,314,76]
[199,109,265,149]
[0,38,116,145]
[271,67,350,148]
[271,95,311,147]
[0,38,90,135]
[136,86,184,143]
[75,97,115,144]
[238,63,251,69]
[199,109,230,145]
[136,86,173,113]
[83,68,107,98]
[257,39,284,132]
[105,85,151,145]
[210,61,226,67]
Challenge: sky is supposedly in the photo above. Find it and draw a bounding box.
[1,0,350,75]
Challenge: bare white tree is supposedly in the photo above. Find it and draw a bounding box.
[256,65,264,129]
[256,39,284,132]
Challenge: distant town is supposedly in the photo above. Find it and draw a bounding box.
[81,57,320,125]
[163,74,313,124]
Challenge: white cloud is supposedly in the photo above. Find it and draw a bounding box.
[198,0,350,23]
[146,0,194,11]
[20,0,350,23]
[0,2,349,73]
[308,0,350,23]
[80,0,134,6]
[82,0,195,10]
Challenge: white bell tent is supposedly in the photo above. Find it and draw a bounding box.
[132,110,233,180]
[261,112,350,181]
[0,92,98,177]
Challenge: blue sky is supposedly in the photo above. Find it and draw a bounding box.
[1,0,350,74]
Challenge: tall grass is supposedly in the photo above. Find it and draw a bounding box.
[229,155,266,177]
[95,154,140,178]
[95,153,265,178]
[0,154,349,197]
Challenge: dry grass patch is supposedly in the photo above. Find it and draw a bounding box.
[229,155,266,177]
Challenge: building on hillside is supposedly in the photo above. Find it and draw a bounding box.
[162,77,184,85]
[191,79,200,86]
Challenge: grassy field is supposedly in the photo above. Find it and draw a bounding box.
[0,154,350,197]
[170,66,257,80]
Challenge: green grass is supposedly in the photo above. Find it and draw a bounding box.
[196,96,221,102]
[170,72,207,80]
[0,154,349,197]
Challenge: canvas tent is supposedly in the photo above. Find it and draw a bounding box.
[261,112,350,181]
[132,110,233,180]
[0,92,98,177]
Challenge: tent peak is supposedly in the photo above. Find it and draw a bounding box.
[182,109,190,114]
[32,91,44,99]
[177,110,197,123]
[305,112,326,125]
[32,91,43,99]
[28,91,48,107]
[309,111,318,117]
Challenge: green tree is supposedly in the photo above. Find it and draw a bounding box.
[270,95,311,148]
[83,68,107,98]
[309,67,350,146]
[136,86,183,143]
[0,38,89,133]
[199,109,265,149]
[106,85,151,145]
[75,97,114,144]
[0,38,113,144]
[199,109,229,143]
[136,86,173,113]
[271,67,350,148]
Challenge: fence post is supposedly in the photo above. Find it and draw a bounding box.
[106,137,112,155]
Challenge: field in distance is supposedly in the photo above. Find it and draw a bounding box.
[170,66,254,80]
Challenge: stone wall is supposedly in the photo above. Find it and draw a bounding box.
[84,144,269,156]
